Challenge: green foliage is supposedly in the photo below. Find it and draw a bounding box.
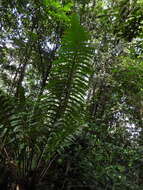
[44,0,73,22]
[0,12,93,189]
[1,0,143,189]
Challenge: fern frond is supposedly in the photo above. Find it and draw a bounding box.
[42,14,93,155]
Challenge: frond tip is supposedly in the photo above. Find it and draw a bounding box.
[62,13,89,47]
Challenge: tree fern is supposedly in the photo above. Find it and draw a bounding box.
[0,14,93,188]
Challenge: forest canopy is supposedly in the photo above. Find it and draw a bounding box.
[0,0,143,189]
